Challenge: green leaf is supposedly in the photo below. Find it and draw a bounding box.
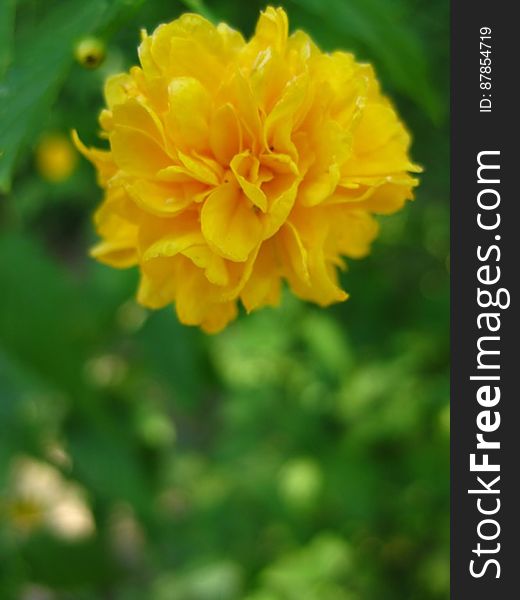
[0,233,95,393]
[0,1,108,194]
[0,0,15,78]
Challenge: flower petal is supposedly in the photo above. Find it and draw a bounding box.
[71,130,116,186]
[125,180,192,217]
[253,7,288,53]
[111,98,165,148]
[137,257,179,308]
[90,239,138,268]
[142,231,205,262]
[262,173,300,237]
[177,150,221,185]
[210,103,242,165]
[230,152,267,212]
[201,183,263,261]
[277,221,310,286]
[110,126,171,176]
[327,208,380,258]
[166,77,211,152]
[240,240,281,312]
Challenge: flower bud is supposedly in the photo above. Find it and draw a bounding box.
[74,37,106,69]
[36,134,77,182]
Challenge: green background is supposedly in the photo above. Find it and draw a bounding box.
[0,0,449,598]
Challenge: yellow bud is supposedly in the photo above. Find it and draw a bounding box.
[74,37,106,69]
[36,134,77,183]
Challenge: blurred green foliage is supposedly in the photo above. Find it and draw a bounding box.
[0,0,449,598]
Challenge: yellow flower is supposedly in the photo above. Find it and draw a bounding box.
[36,134,77,182]
[75,7,420,333]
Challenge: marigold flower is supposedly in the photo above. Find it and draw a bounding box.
[75,7,420,333]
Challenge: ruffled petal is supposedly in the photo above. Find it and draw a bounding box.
[201,183,263,261]
[230,152,267,212]
[166,77,211,152]
[210,103,242,165]
[240,239,281,312]
[110,126,172,176]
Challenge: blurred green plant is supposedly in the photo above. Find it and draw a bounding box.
[0,1,448,599]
